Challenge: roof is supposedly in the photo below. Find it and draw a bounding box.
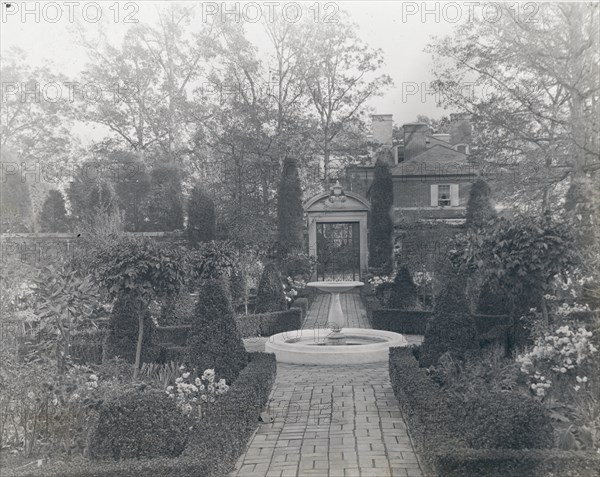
[391,144,476,177]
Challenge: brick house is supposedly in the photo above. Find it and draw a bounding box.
[346,113,477,225]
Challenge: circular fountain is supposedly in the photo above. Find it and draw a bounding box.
[265,281,409,364]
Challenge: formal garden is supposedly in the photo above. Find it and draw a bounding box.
[1,3,599,477]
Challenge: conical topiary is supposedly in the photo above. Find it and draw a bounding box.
[255,262,287,313]
[387,266,418,309]
[186,279,248,383]
[477,279,510,315]
[465,178,496,229]
[419,274,478,367]
[38,189,70,232]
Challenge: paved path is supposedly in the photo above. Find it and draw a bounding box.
[235,292,424,477]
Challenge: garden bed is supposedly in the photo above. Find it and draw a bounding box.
[4,352,277,477]
[388,347,600,477]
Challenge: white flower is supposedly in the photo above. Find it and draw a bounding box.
[182,372,190,379]
[167,386,174,392]
[574,385,581,392]
[175,377,183,384]
[27,391,35,400]
[195,378,201,386]
[89,374,98,381]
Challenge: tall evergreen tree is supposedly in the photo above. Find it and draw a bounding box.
[38,190,70,232]
[143,163,184,231]
[255,262,287,313]
[465,178,496,229]
[369,159,394,272]
[276,158,304,262]
[1,152,33,233]
[186,185,216,246]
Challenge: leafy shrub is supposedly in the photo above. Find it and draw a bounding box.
[255,262,287,313]
[419,276,478,367]
[449,391,554,450]
[88,384,188,460]
[387,266,418,309]
[371,309,431,334]
[103,292,159,364]
[186,280,248,383]
[143,163,184,231]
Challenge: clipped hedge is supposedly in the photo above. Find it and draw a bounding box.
[235,308,302,338]
[290,297,309,320]
[6,353,277,477]
[388,347,600,477]
[371,309,432,335]
[88,385,188,460]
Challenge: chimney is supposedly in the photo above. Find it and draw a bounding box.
[403,123,431,161]
[371,114,393,147]
[449,113,472,146]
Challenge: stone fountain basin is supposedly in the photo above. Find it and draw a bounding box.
[306,281,364,294]
[264,328,408,365]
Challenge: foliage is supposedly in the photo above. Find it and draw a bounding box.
[428,3,599,211]
[387,266,418,309]
[452,214,578,317]
[276,157,304,261]
[186,185,216,246]
[477,279,510,315]
[1,153,33,233]
[88,384,188,460]
[30,264,105,373]
[186,279,248,383]
[158,291,195,326]
[255,262,287,313]
[420,276,478,367]
[279,251,315,283]
[369,159,394,272]
[143,162,184,231]
[235,308,303,339]
[38,190,70,232]
[465,178,496,229]
[103,291,159,364]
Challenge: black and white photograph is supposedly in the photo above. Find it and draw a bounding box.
[1,1,598,476]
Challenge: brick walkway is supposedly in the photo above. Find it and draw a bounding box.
[234,292,424,477]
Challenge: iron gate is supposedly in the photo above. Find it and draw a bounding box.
[316,222,360,281]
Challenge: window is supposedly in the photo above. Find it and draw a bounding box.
[438,184,451,206]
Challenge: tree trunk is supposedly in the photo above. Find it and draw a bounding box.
[133,312,144,380]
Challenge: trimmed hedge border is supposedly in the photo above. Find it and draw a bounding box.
[364,296,431,334]
[389,347,600,477]
[290,297,309,320]
[5,352,277,477]
[235,308,302,338]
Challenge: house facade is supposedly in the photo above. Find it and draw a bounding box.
[346,113,477,225]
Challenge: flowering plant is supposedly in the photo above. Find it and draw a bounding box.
[165,367,229,419]
[516,325,597,398]
[367,275,393,287]
[283,277,306,303]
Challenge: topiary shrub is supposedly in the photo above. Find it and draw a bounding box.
[477,279,510,315]
[449,390,554,450]
[465,178,496,229]
[159,291,195,326]
[104,291,159,364]
[419,275,478,367]
[186,279,248,383]
[255,262,287,313]
[88,384,188,460]
[387,266,418,309]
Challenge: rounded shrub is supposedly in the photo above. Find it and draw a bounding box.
[186,279,248,383]
[255,262,287,313]
[450,391,554,449]
[104,292,159,364]
[89,384,188,460]
[387,266,418,309]
[419,276,478,367]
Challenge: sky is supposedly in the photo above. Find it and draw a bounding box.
[1,1,461,144]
